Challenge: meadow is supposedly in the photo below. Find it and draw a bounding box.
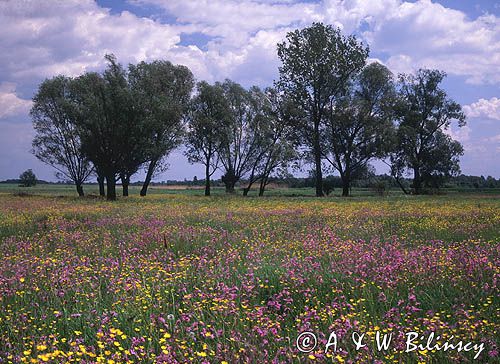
[0,186,498,363]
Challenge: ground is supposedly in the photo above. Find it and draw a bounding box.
[0,186,498,363]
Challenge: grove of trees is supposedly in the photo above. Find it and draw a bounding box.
[30,22,467,199]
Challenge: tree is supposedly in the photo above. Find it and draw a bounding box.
[386,153,410,195]
[128,60,194,196]
[31,76,93,196]
[242,87,298,196]
[218,80,264,193]
[277,22,368,197]
[19,169,37,187]
[72,72,117,199]
[72,55,142,200]
[392,69,466,194]
[185,81,231,196]
[324,62,396,196]
[94,167,106,197]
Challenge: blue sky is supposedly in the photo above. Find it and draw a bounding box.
[0,0,499,181]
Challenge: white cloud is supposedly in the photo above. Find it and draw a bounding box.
[361,1,500,84]
[1,0,499,90]
[1,0,499,178]
[132,0,316,42]
[0,121,40,180]
[0,0,211,89]
[0,83,32,119]
[129,0,500,86]
[445,124,471,143]
[463,97,500,121]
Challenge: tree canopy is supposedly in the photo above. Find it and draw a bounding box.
[392,69,466,194]
[29,25,468,199]
[324,62,396,196]
[277,22,369,196]
[19,169,37,187]
[185,81,231,196]
[31,76,93,196]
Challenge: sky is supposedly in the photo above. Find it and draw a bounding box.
[0,0,499,182]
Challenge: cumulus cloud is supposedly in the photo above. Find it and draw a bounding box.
[128,0,500,86]
[445,124,471,143]
[366,2,499,84]
[463,97,500,121]
[485,134,500,143]
[0,83,32,119]
[1,0,499,178]
[0,0,210,92]
[132,0,316,43]
[1,0,499,91]
[446,97,500,156]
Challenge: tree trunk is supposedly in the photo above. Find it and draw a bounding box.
[141,159,157,197]
[313,123,324,197]
[225,182,236,194]
[222,170,237,194]
[121,174,129,197]
[243,181,255,196]
[413,167,422,195]
[258,177,267,196]
[97,175,105,196]
[243,175,256,196]
[394,175,409,195]
[341,174,350,197]
[204,163,210,196]
[106,174,116,201]
[76,183,84,197]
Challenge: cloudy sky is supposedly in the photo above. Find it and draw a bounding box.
[0,0,499,181]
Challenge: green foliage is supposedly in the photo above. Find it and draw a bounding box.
[68,55,194,200]
[19,169,37,187]
[248,87,299,196]
[26,26,476,202]
[31,76,93,196]
[392,69,466,194]
[70,55,141,200]
[277,22,369,196]
[324,62,396,196]
[128,60,194,196]
[185,81,231,195]
[217,80,268,193]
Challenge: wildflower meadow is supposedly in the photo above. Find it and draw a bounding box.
[0,192,498,363]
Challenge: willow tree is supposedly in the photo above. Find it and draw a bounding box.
[31,76,93,196]
[242,87,298,196]
[324,62,396,196]
[393,69,466,194]
[217,80,264,193]
[185,81,231,196]
[128,60,194,196]
[277,22,368,196]
[72,55,142,200]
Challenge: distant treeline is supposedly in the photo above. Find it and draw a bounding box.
[29,23,468,200]
[5,174,499,192]
[155,174,500,192]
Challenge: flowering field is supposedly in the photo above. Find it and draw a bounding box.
[0,193,498,363]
